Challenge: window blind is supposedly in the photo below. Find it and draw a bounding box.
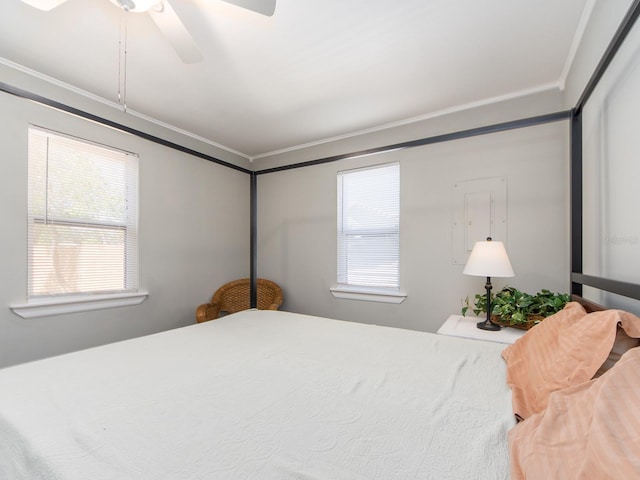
[27,126,139,298]
[337,162,400,290]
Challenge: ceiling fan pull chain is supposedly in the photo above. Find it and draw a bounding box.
[117,8,129,113]
[123,9,128,113]
[117,10,122,108]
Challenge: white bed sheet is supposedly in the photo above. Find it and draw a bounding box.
[0,310,515,479]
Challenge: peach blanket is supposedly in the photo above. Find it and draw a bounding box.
[502,303,640,419]
[509,346,640,479]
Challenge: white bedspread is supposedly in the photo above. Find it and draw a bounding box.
[0,310,514,479]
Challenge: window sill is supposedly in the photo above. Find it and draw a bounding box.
[330,286,407,304]
[10,291,149,319]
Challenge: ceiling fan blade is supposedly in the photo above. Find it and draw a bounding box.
[19,0,68,10]
[148,1,203,64]
[220,0,276,16]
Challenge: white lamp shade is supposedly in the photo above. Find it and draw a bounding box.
[463,239,515,277]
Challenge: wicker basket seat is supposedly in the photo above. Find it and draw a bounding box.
[196,278,283,323]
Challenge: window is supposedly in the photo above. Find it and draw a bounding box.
[334,162,403,302]
[26,126,139,301]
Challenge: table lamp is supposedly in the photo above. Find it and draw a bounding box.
[463,237,515,330]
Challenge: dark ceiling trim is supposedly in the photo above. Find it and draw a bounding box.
[0,80,572,178]
[0,81,252,175]
[255,110,572,176]
[574,0,640,116]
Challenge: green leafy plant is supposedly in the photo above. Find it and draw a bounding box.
[461,287,570,327]
[528,289,571,317]
[461,292,492,317]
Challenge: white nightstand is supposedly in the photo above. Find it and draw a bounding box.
[437,315,526,345]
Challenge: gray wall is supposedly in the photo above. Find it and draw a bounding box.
[254,1,637,332]
[1,2,630,366]
[0,81,250,368]
[256,120,570,332]
[562,0,634,110]
[573,0,640,313]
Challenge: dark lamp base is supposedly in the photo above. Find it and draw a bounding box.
[476,274,502,331]
[476,320,502,331]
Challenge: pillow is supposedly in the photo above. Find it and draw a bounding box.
[593,325,640,377]
[502,303,640,419]
[508,346,640,480]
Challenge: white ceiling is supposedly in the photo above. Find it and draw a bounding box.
[1,0,590,160]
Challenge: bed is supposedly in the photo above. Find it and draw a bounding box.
[0,309,514,479]
[1,304,639,479]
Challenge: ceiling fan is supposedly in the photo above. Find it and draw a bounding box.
[19,0,276,64]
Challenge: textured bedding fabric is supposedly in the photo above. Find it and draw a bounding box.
[508,346,640,479]
[502,303,640,420]
[0,310,514,479]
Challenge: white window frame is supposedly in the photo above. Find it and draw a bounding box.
[331,162,406,304]
[11,126,147,318]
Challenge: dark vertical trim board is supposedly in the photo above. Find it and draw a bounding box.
[570,109,583,297]
[250,172,258,308]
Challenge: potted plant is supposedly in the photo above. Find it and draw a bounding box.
[462,287,570,329]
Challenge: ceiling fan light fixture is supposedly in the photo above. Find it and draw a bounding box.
[110,0,163,13]
[20,0,68,10]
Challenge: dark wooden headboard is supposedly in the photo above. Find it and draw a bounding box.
[571,295,606,313]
